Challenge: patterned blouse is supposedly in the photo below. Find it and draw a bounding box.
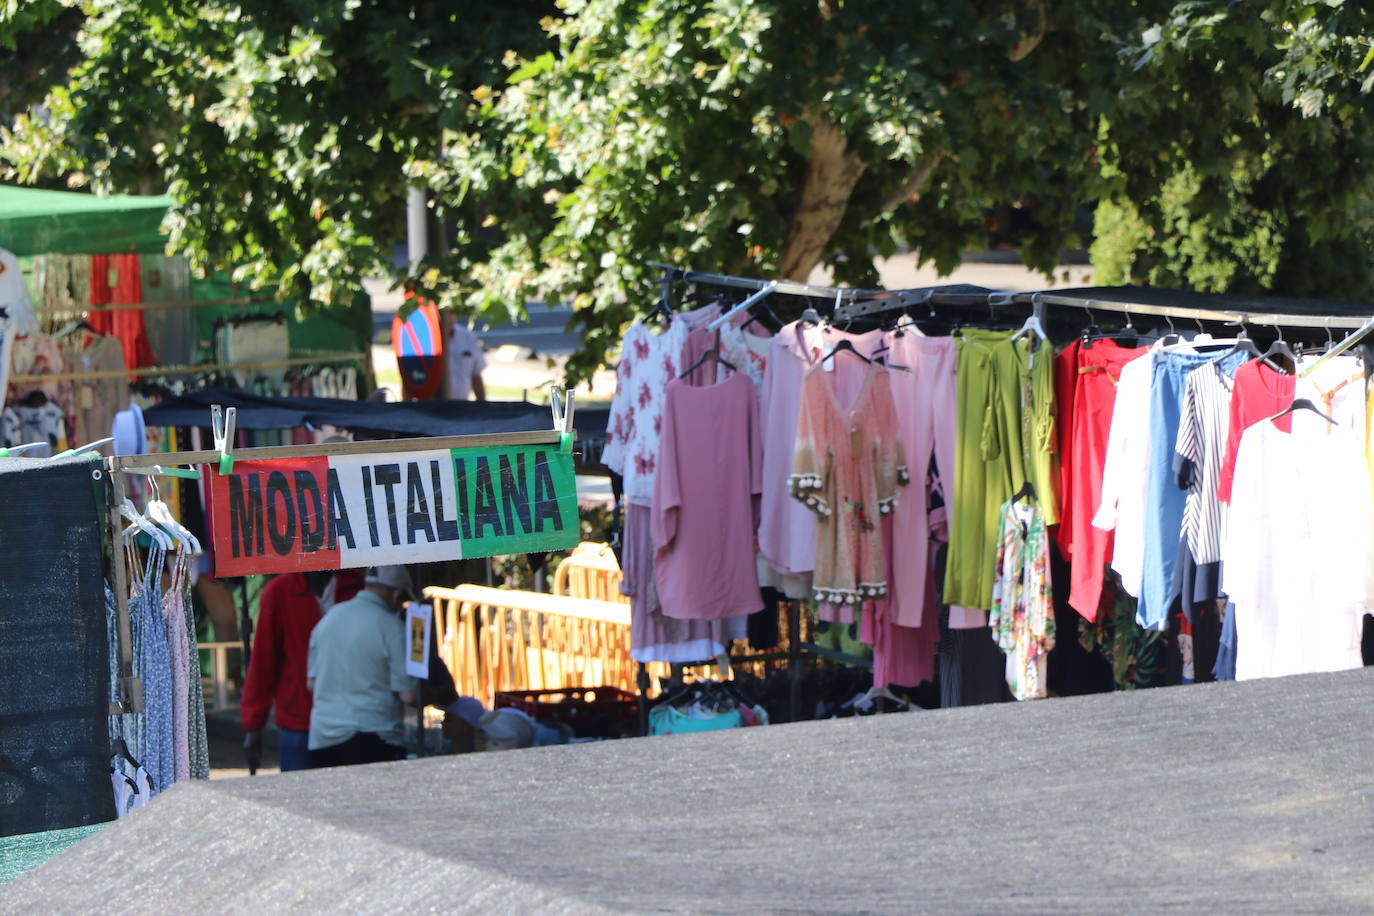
[989,496,1056,700]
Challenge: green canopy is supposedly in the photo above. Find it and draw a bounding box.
[0,185,173,256]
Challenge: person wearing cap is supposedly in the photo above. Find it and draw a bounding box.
[306,565,420,768]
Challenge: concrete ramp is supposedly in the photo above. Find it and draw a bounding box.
[5,669,1373,913]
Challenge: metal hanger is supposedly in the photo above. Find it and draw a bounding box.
[706,281,779,331]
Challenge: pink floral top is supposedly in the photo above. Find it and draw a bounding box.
[603,308,718,506]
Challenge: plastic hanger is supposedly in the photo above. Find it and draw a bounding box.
[677,348,737,380]
[120,499,174,551]
[1080,303,1103,342]
[1262,324,1298,374]
[145,477,203,556]
[0,442,47,457]
[1156,314,1183,347]
[846,684,914,712]
[646,271,676,326]
[820,339,872,365]
[148,500,201,555]
[1010,296,1048,344]
[1271,398,1337,425]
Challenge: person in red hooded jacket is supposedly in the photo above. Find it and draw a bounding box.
[241,570,364,772]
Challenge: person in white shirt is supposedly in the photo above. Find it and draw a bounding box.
[445,313,487,401]
[306,565,419,768]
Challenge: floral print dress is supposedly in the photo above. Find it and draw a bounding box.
[790,360,907,606]
[989,496,1055,700]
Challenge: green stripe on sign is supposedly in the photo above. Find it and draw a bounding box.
[449,443,579,558]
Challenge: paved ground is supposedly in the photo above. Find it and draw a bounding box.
[7,668,1372,913]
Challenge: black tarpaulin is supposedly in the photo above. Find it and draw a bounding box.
[0,455,115,838]
[141,389,610,454]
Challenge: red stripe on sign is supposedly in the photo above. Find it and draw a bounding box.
[209,456,341,576]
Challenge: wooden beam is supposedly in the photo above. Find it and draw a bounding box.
[108,428,568,469]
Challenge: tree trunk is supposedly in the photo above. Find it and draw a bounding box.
[777,113,866,282]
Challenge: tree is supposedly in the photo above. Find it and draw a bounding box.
[1090,2,1374,299]
[0,1,85,127]
[7,1,1374,384]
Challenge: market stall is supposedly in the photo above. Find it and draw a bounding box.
[0,186,372,459]
[2,401,581,843]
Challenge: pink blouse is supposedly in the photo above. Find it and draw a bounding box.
[652,372,764,620]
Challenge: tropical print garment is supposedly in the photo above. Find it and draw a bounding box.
[989,496,1055,700]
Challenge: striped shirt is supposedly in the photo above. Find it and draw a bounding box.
[1175,360,1241,564]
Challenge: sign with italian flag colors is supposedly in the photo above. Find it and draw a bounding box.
[208,443,578,576]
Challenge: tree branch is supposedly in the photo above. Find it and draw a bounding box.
[1007,0,1048,62]
[877,152,944,215]
[778,112,867,281]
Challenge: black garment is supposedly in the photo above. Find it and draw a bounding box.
[1046,539,1114,698]
[929,543,1012,708]
[1168,537,1222,625]
[309,732,406,769]
[749,589,783,649]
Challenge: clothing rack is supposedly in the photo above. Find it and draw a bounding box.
[42,295,280,313]
[7,351,363,385]
[833,285,1374,331]
[650,262,1374,332]
[647,262,884,301]
[641,264,1374,719]
[103,420,570,715]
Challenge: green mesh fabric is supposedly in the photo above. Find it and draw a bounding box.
[0,823,108,885]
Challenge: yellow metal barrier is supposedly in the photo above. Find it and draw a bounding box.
[422,584,637,707]
[551,541,628,604]
[550,543,680,693]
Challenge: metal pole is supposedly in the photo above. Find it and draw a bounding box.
[788,600,802,723]
[107,465,141,714]
[407,187,428,273]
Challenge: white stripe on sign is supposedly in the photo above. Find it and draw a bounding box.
[328,449,465,567]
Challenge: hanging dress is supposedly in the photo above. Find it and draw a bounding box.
[790,359,907,606]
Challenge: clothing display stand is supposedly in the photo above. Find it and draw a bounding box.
[8,351,364,387]
[642,263,1374,723]
[101,404,575,715]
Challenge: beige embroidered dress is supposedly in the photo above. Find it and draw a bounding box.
[790,360,908,605]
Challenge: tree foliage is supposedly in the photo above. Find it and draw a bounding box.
[1091,1,1374,298]
[434,0,1174,377]
[0,1,84,125]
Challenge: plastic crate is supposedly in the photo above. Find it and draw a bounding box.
[494,687,639,738]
